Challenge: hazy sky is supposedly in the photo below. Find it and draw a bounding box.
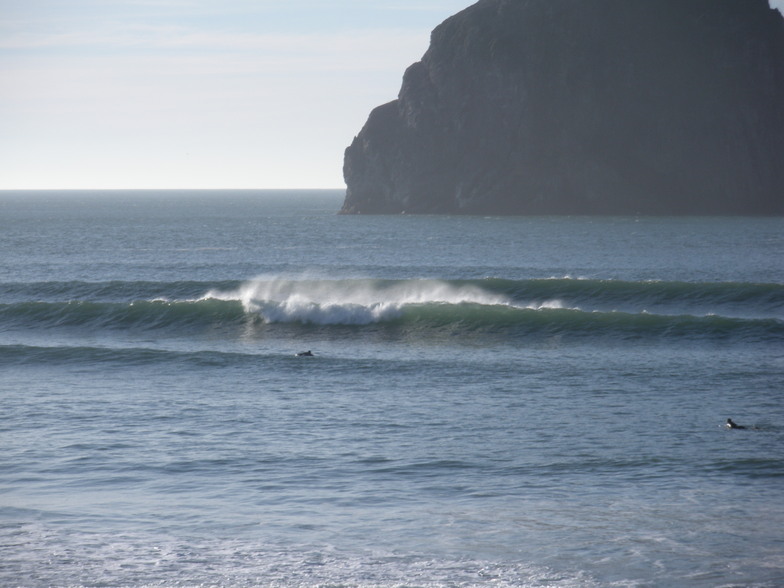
[2,0,784,190]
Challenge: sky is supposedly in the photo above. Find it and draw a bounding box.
[0,0,471,189]
[2,0,784,190]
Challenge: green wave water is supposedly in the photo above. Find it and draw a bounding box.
[1,277,781,344]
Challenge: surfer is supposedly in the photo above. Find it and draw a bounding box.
[296,350,314,357]
[726,418,746,430]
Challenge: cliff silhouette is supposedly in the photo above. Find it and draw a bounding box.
[342,0,784,215]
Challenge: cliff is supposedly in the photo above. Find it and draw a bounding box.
[342,0,784,215]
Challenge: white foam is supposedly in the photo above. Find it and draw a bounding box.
[0,523,599,588]
[523,299,568,311]
[203,275,512,325]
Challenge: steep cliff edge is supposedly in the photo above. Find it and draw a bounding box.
[342,0,784,215]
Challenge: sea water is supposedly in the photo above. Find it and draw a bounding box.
[1,190,782,588]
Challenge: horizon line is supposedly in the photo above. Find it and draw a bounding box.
[0,187,347,192]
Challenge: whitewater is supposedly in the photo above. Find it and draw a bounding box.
[1,190,783,588]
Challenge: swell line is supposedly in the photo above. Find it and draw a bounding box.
[0,299,249,330]
[2,276,782,305]
[2,277,782,313]
[0,343,275,368]
[486,277,784,309]
[1,276,781,344]
[0,280,242,304]
[0,299,780,344]
[396,303,783,342]
[204,276,784,323]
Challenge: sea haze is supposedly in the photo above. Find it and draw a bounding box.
[1,190,783,587]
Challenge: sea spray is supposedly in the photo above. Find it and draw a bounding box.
[203,276,514,325]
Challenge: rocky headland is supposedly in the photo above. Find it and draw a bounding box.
[342,0,784,215]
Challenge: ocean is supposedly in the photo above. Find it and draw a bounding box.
[1,190,782,588]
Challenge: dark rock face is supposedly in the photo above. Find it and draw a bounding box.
[342,0,784,215]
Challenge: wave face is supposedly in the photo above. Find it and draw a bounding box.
[2,276,782,344]
[205,277,512,325]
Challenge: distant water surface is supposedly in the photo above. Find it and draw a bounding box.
[1,190,782,587]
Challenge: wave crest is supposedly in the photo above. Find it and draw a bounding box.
[1,276,780,342]
[204,276,514,325]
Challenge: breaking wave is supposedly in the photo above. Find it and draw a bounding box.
[1,275,780,344]
[203,276,519,325]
